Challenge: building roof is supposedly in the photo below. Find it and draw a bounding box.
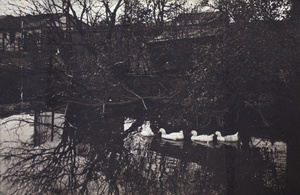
[0,15,20,31]
[174,12,222,26]
[0,13,88,31]
[151,12,223,42]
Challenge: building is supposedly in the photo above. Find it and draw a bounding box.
[152,12,223,42]
[0,13,88,52]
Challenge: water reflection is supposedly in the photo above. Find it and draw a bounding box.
[159,139,184,149]
[215,141,241,150]
[192,140,215,148]
[123,132,225,195]
[249,137,287,190]
[0,114,289,194]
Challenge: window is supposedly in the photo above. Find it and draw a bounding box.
[10,31,16,44]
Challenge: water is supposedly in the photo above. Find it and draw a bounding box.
[0,114,296,194]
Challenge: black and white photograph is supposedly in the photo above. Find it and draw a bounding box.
[0,0,300,194]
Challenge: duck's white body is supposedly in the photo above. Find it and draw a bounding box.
[215,131,239,142]
[140,121,155,136]
[159,128,184,140]
[190,130,214,142]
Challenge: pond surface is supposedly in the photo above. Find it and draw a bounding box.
[122,133,287,195]
[0,114,298,194]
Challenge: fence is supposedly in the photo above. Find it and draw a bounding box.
[33,110,54,146]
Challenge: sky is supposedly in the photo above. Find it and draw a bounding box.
[0,0,203,16]
[0,0,29,15]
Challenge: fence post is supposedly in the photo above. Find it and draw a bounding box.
[51,110,54,141]
[34,109,39,146]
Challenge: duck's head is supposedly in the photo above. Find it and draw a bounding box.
[190,130,197,136]
[158,128,166,134]
[215,131,221,136]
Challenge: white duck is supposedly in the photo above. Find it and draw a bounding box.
[190,130,214,143]
[140,121,155,136]
[158,128,184,140]
[215,131,239,142]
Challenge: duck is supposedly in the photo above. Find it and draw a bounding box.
[190,130,214,143]
[158,128,184,140]
[215,131,239,142]
[140,121,155,136]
